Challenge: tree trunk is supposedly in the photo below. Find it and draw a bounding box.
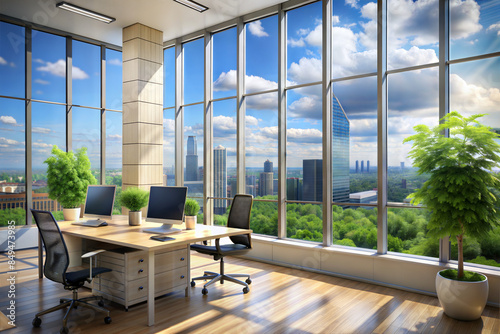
[457,234,464,279]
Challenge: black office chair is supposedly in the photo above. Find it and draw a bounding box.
[31,209,112,334]
[190,194,253,295]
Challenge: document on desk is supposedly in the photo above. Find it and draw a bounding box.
[71,220,108,227]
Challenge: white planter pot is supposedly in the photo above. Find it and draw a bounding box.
[63,208,81,221]
[185,215,197,230]
[435,270,489,321]
[129,211,142,226]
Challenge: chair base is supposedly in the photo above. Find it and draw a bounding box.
[191,270,251,294]
[33,289,111,333]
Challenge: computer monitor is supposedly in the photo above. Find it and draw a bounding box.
[144,186,188,234]
[83,185,116,220]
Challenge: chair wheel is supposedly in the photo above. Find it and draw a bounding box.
[191,281,196,287]
[243,287,249,294]
[59,299,64,304]
[98,300,104,307]
[32,317,42,327]
[202,288,208,295]
[246,278,252,285]
[104,316,112,324]
[60,327,69,334]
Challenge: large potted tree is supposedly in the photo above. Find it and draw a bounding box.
[45,146,96,221]
[404,112,500,320]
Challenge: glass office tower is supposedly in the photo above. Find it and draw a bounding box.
[332,95,350,204]
[186,136,198,181]
[214,145,227,214]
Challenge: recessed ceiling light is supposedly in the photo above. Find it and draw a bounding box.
[56,2,116,24]
[173,0,209,13]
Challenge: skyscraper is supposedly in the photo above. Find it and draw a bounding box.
[332,95,350,204]
[259,172,273,197]
[361,160,364,173]
[287,178,302,200]
[303,159,322,201]
[401,162,405,170]
[186,136,198,181]
[246,175,256,197]
[355,160,359,173]
[264,159,273,173]
[367,160,370,173]
[214,145,227,215]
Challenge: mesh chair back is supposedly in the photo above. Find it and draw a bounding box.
[31,210,69,285]
[227,194,253,247]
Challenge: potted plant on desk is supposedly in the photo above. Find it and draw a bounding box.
[404,112,500,321]
[184,198,200,229]
[45,146,96,221]
[120,187,149,226]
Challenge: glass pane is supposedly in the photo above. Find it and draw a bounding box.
[183,38,204,104]
[387,0,439,70]
[164,47,175,108]
[333,205,378,250]
[72,40,100,108]
[450,57,500,267]
[0,98,26,225]
[387,207,435,256]
[245,15,278,94]
[183,104,204,202]
[333,76,377,203]
[0,21,25,98]
[32,30,66,103]
[250,200,278,236]
[163,108,175,186]
[245,92,278,199]
[287,203,323,241]
[106,48,122,110]
[213,27,237,99]
[72,107,101,181]
[286,85,322,202]
[286,1,322,85]
[332,0,376,78]
[450,0,500,59]
[388,68,439,203]
[213,99,236,215]
[105,111,122,214]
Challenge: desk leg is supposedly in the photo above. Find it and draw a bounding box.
[185,244,190,297]
[147,250,155,326]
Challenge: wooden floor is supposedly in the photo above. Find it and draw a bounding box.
[1,249,499,334]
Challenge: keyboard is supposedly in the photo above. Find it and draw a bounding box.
[71,220,108,227]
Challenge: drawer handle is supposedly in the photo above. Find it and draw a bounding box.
[180,275,185,279]
[139,259,144,263]
[139,286,144,290]
[138,269,144,273]
[180,257,185,261]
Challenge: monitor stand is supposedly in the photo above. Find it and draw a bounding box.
[143,223,181,235]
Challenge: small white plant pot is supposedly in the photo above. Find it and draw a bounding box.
[129,211,142,226]
[185,216,197,230]
[435,270,489,321]
[63,207,81,221]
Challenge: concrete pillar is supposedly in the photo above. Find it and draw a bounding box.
[122,23,163,206]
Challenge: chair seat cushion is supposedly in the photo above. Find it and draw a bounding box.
[65,267,112,285]
[191,243,249,256]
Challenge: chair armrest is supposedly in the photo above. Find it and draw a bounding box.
[215,238,222,253]
[81,249,106,259]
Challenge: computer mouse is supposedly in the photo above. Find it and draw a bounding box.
[100,222,108,226]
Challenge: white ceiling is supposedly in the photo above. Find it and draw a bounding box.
[1,0,288,47]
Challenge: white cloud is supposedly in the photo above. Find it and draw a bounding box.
[36,59,89,79]
[487,22,500,36]
[288,38,306,47]
[108,58,122,66]
[0,57,7,65]
[388,46,438,69]
[213,115,236,137]
[33,142,53,148]
[248,20,269,37]
[72,65,89,79]
[32,127,52,134]
[0,137,19,145]
[288,96,322,120]
[346,0,359,9]
[34,79,50,85]
[332,16,340,25]
[0,116,18,125]
[214,70,236,91]
[107,134,122,140]
[287,128,322,143]
[450,73,500,114]
[304,24,322,47]
[163,118,175,133]
[246,74,278,93]
[288,57,322,84]
[245,115,259,127]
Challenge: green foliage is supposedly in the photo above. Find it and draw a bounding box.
[120,187,149,212]
[440,269,486,282]
[404,112,500,278]
[44,146,96,208]
[0,208,26,226]
[185,198,200,216]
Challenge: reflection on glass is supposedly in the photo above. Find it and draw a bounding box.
[286,1,322,85]
[213,27,237,99]
[387,68,438,203]
[0,22,25,98]
[163,108,175,186]
[32,30,66,103]
[0,98,26,225]
[72,107,101,181]
[106,48,122,110]
[245,16,278,94]
[183,38,204,104]
[332,205,378,250]
[183,104,204,203]
[245,93,278,200]
[387,207,434,256]
[387,0,439,70]
[164,47,175,108]
[73,40,100,108]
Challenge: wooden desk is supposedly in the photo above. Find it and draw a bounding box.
[39,215,251,326]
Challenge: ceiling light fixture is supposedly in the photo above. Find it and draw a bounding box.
[173,0,209,13]
[56,2,116,24]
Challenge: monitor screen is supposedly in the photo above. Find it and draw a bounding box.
[145,186,188,234]
[83,185,116,220]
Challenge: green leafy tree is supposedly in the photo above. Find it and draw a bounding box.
[404,112,500,279]
[44,146,96,208]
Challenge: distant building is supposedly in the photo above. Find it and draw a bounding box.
[246,175,256,197]
[259,172,273,197]
[367,160,370,173]
[0,191,62,211]
[303,159,322,201]
[349,190,377,205]
[264,159,273,173]
[287,178,301,200]
[332,95,350,204]
[214,145,227,214]
[402,179,407,189]
[186,136,198,181]
[355,160,359,173]
[361,160,364,173]
[401,162,405,170]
